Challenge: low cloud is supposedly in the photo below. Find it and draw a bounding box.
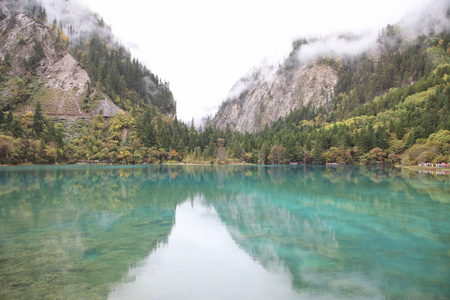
[225,59,277,101]
[297,0,449,63]
[219,0,450,112]
[296,32,378,63]
[40,0,115,44]
[399,0,450,38]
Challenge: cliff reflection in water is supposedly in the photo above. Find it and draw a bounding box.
[0,165,448,299]
[0,166,184,299]
[207,166,449,298]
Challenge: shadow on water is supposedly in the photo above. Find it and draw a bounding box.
[0,165,448,299]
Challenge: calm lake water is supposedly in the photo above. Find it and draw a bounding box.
[0,165,448,299]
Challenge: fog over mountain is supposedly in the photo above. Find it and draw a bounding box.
[62,0,438,124]
[209,0,450,133]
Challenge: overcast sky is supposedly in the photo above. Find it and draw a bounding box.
[79,0,433,124]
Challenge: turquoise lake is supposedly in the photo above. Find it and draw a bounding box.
[0,165,449,299]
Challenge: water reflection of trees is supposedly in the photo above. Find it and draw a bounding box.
[1,165,447,211]
[0,165,448,299]
[0,166,184,299]
[204,166,449,298]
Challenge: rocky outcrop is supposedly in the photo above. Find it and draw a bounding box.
[211,60,338,133]
[210,0,450,134]
[43,53,89,98]
[92,96,122,117]
[0,2,120,116]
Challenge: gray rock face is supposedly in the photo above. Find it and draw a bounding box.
[211,61,338,133]
[43,53,89,98]
[0,2,120,117]
[0,4,89,93]
[92,97,122,117]
[210,0,450,134]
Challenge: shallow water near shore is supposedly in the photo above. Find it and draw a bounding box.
[0,165,448,299]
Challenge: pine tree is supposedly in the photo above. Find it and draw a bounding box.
[282,135,296,163]
[258,142,270,165]
[5,111,13,131]
[161,128,171,151]
[10,119,23,138]
[143,122,157,148]
[313,139,323,164]
[375,126,389,149]
[33,102,44,137]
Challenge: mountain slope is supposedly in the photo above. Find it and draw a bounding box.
[1,0,449,166]
[0,0,175,117]
[39,0,176,115]
[211,2,450,134]
[0,1,98,115]
[212,60,338,133]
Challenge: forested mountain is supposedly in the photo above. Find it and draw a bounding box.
[0,0,449,166]
[0,0,176,164]
[211,4,449,133]
[0,0,91,114]
[70,32,175,115]
[0,0,175,115]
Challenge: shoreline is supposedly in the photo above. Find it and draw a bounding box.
[1,163,449,170]
[395,165,450,171]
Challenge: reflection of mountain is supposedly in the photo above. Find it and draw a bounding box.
[207,167,449,298]
[212,191,373,296]
[0,166,185,299]
[0,165,448,299]
[109,197,303,300]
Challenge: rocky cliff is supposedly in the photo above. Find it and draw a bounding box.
[211,59,338,133]
[210,47,341,133]
[210,0,450,134]
[0,2,120,116]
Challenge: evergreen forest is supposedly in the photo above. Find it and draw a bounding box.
[0,2,449,166]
